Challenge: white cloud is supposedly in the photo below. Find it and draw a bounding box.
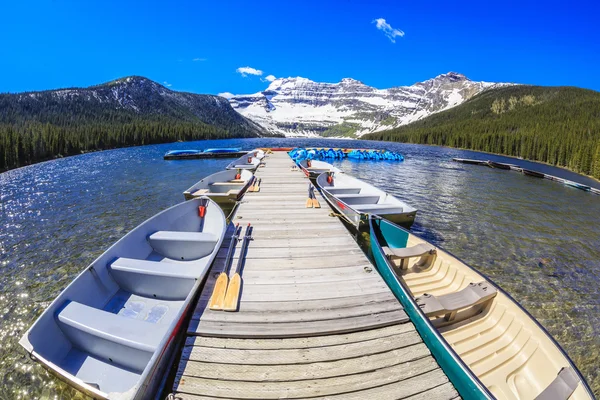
[163,81,172,87]
[236,66,263,77]
[372,18,404,43]
[193,57,206,62]
[218,92,235,99]
[263,74,276,82]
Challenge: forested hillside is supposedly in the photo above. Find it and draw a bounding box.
[365,85,600,179]
[0,76,268,171]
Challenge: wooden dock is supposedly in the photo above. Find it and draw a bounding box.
[170,152,458,399]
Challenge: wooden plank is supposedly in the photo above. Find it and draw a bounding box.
[178,343,431,383]
[195,300,402,324]
[188,310,408,337]
[183,330,422,364]
[208,255,375,271]
[174,357,439,399]
[185,323,414,349]
[215,246,365,259]
[193,291,400,319]
[403,382,459,400]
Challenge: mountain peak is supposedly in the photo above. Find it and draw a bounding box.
[94,76,163,89]
[229,72,511,138]
[340,77,365,85]
[433,72,469,82]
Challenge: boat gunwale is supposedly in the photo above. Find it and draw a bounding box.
[316,171,417,228]
[368,216,595,400]
[183,169,254,202]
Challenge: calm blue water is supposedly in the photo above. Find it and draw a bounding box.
[1,138,599,398]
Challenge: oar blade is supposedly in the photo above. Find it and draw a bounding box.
[223,274,242,312]
[208,272,229,310]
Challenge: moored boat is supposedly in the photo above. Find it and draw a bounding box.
[225,150,263,170]
[369,216,594,400]
[183,169,254,206]
[564,180,591,191]
[202,147,242,154]
[20,198,226,400]
[297,159,341,182]
[317,171,418,228]
[521,168,546,178]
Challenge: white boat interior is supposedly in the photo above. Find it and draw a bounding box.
[373,218,594,400]
[317,171,417,223]
[19,198,226,399]
[183,169,254,201]
[226,150,263,170]
[298,159,341,176]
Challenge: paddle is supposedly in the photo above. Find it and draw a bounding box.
[306,183,313,208]
[223,223,252,312]
[252,177,261,192]
[208,223,241,311]
[310,184,320,208]
[247,176,256,192]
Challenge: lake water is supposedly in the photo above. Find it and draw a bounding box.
[1,138,598,399]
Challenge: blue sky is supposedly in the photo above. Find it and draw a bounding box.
[1,0,599,95]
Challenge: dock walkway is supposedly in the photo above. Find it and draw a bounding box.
[171,152,458,399]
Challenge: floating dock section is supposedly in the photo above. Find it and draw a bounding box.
[170,152,458,399]
[164,151,249,160]
[452,158,599,194]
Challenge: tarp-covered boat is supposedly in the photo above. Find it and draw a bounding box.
[20,198,226,400]
[317,171,417,228]
[202,148,242,154]
[183,169,254,206]
[369,216,594,400]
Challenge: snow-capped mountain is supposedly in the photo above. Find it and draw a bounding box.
[228,72,511,137]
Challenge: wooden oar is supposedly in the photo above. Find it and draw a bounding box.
[252,177,261,192]
[310,185,321,208]
[247,176,256,192]
[208,223,241,311]
[306,183,313,208]
[223,223,252,312]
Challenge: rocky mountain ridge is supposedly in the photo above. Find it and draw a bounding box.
[228,72,512,137]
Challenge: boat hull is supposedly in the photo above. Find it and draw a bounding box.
[20,199,227,400]
[320,188,416,229]
[368,217,594,400]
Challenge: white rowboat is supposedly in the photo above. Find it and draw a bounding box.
[19,198,226,400]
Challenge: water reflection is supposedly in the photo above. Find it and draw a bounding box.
[0,138,598,398]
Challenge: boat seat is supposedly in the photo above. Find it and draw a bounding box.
[109,257,203,300]
[229,179,246,183]
[416,281,497,324]
[57,301,164,372]
[335,194,380,205]
[210,182,245,186]
[536,367,581,400]
[383,243,437,269]
[192,189,209,196]
[326,187,362,195]
[148,231,218,261]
